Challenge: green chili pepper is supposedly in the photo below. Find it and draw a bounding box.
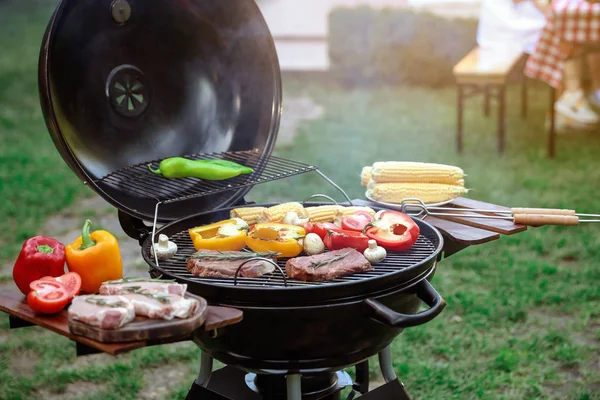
[148,157,249,180]
[204,159,254,175]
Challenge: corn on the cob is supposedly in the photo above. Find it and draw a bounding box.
[306,205,344,223]
[230,207,267,225]
[336,206,376,218]
[259,202,307,223]
[370,162,465,185]
[367,183,468,204]
[361,167,372,188]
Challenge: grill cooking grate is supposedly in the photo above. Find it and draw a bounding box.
[94,150,318,204]
[147,228,440,288]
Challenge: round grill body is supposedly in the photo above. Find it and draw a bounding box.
[142,203,444,371]
[39,0,282,222]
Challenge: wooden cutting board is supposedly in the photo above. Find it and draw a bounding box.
[68,294,208,343]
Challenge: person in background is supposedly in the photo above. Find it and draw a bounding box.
[477,0,600,130]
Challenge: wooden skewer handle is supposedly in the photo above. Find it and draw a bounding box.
[513,214,579,226]
[511,208,575,216]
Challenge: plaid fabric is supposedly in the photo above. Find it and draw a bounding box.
[525,0,600,88]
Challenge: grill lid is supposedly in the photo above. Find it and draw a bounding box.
[39,0,282,221]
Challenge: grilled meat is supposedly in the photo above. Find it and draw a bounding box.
[68,295,135,330]
[285,248,373,282]
[187,250,277,278]
[99,280,187,296]
[122,292,199,320]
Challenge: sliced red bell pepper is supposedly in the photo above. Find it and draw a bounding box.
[364,211,420,252]
[378,211,420,241]
[323,229,370,252]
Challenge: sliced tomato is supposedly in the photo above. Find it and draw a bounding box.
[323,229,370,252]
[36,272,81,298]
[303,221,315,235]
[56,272,82,297]
[342,212,375,232]
[354,211,375,222]
[378,210,420,241]
[29,279,66,294]
[312,223,344,239]
[27,286,70,314]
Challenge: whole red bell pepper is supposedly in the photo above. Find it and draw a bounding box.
[12,236,66,295]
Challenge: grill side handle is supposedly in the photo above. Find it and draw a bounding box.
[364,280,446,328]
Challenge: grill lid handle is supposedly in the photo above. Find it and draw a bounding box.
[364,280,446,328]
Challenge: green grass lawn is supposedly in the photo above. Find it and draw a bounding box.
[0,0,94,262]
[1,1,599,399]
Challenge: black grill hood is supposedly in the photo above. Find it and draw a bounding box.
[39,0,282,222]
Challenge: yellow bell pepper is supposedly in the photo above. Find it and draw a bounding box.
[189,219,248,251]
[65,219,123,294]
[245,223,305,258]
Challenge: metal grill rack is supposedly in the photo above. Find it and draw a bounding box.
[145,227,440,288]
[95,150,323,204]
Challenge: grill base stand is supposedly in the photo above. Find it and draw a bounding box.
[186,347,412,400]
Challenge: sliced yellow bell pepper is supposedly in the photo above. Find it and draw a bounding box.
[189,219,248,251]
[245,223,305,258]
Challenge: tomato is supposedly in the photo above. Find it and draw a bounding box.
[30,279,65,294]
[56,272,81,297]
[38,272,81,298]
[342,211,375,232]
[378,211,420,241]
[312,223,344,239]
[303,221,315,235]
[26,283,70,315]
[323,229,370,252]
[355,211,375,221]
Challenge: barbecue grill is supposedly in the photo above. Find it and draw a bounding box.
[38,0,448,398]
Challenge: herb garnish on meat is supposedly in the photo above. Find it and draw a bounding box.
[85,297,128,308]
[310,252,351,269]
[102,277,176,284]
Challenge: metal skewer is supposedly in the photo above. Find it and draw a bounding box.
[399,198,600,225]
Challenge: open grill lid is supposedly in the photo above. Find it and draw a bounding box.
[39,0,282,222]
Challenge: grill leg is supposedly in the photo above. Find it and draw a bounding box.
[353,360,370,394]
[457,84,464,153]
[195,350,214,387]
[378,345,398,383]
[286,374,302,400]
[498,85,506,153]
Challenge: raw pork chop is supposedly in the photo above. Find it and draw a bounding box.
[187,250,277,278]
[68,295,135,330]
[122,292,199,320]
[99,281,187,296]
[285,248,373,282]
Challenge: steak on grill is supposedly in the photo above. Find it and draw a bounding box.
[187,250,277,278]
[68,295,135,330]
[285,248,373,282]
[99,281,187,296]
